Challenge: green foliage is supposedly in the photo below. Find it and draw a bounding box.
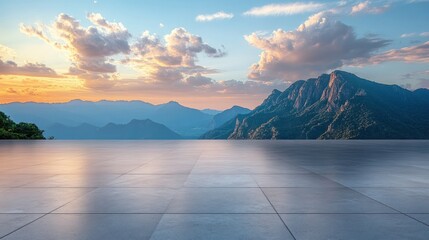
[0,111,45,139]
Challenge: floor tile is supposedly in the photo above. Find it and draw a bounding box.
[0,214,42,238]
[167,188,275,213]
[150,214,293,240]
[108,174,188,188]
[409,214,429,226]
[55,188,177,213]
[355,188,429,213]
[184,175,258,187]
[281,214,429,240]
[263,187,395,213]
[22,174,120,188]
[191,165,309,174]
[130,163,195,174]
[0,188,93,213]
[253,174,342,187]
[2,214,162,240]
[1,140,429,239]
[324,173,429,187]
[0,175,51,187]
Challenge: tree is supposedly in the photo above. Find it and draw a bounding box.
[0,111,45,139]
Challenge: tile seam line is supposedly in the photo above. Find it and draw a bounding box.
[98,153,157,188]
[257,182,297,240]
[1,148,159,238]
[148,151,203,240]
[0,187,98,239]
[303,166,429,228]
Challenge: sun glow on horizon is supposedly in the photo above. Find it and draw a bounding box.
[0,0,428,109]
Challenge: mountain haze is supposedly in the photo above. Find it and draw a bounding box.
[202,71,429,139]
[0,100,249,139]
[149,101,213,137]
[211,106,251,128]
[201,109,222,115]
[46,119,181,139]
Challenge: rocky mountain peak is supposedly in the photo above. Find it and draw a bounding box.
[259,88,283,108]
[202,70,429,140]
[321,71,358,111]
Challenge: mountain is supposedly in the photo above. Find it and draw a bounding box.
[0,99,251,139]
[46,119,182,139]
[0,100,214,138]
[0,100,156,129]
[211,106,251,128]
[201,109,222,115]
[149,101,213,137]
[202,70,429,139]
[0,111,45,139]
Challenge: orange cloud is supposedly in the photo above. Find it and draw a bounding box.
[21,13,131,89]
[366,41,429,64]
[126,27,225,84]
[245,11,389,82]
[0,59,59,78]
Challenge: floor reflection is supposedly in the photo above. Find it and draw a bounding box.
[1,140,429,239]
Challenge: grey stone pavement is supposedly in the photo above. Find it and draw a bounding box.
[1,140,429,240]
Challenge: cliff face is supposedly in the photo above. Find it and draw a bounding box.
[203,70,429,139]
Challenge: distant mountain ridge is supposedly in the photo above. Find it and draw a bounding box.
[202,70,429,139]
[201,109,222,115]
[211,106,251,128]
[46,119,182,139]
[0,100,250,139]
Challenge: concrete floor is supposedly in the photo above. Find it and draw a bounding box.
[1,140,429,240]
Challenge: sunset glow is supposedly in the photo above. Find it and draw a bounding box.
[1,0,428,109]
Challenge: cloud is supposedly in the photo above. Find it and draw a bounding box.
[405,0,429,3]
[19,23,52,44]
[244,11,390,82]
[6,88,18,94]
[126,27,225,84]
[20,13,131,89]
[402,70,429,89]
[0,59,59,78]
[196,11,234,22]
[115,75,285,97]
[401,33,416,38]
[20,13,267,97]
[183,73,213,86]
[401,32,429,38]
[118,27,280,97]
[0,44,16,59]
[244,2,325,16]
[362,41,429,64]
[351,1,389,14]
[211,79,285,95]
[159,23,164,28]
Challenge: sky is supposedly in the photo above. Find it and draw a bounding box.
[0,0,428,110]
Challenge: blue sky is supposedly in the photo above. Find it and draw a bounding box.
[0,0,428,109]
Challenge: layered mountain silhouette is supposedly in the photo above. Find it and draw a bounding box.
[201,109,222,115]
[211,106,251,128]
[0,100,249,139]
[46,119,181,139]
[202,70,429,139]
